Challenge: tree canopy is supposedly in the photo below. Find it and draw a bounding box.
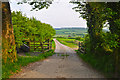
[17,0,53,11]
[70,1,120,77]
[12,11,56,48]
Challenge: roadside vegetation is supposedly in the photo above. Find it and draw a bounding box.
[2,0,120,79]
[2,50,55,79]
[76,50,114,78]
[2,11,56,79]
[2,40,56,79]
[71,1,120,78]
[12,11,56,50]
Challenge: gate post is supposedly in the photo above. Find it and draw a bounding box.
[34,40,35,51]
[48,39,51,50]
[50,41,52,50]
[78,42,81,51]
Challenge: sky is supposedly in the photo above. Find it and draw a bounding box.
[10,0,87,28]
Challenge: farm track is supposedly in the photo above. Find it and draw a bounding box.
[11,39,104,78]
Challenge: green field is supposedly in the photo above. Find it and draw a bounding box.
[54,27,87,38]
[56,37,81,49]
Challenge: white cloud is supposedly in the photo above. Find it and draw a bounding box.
[10,0,87,28]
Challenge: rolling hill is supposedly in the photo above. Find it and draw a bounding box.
[54,27,88,38]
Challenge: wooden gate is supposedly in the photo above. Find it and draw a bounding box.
[29,40,52,52]
[78,42,85,53]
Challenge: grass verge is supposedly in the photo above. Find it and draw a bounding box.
[2,50,55,79]
[76,50,115,78]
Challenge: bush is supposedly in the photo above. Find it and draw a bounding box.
[80,34,117,78]
[76,50,114,78]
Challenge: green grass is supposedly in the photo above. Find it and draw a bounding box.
[56,37,79,48]
[2,50,55,79]
[76,50,115,78]
[25,52,30,56]
[55,27,87,38]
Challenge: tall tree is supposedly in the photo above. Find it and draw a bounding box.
[107,2,120,77]
[2,2,17,63]
[2,0,52,63]
[71,1,106,54]
[71,0,120,77]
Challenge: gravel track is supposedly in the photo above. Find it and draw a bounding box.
[11,39,104,78]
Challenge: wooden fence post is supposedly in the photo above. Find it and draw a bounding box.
[78,42,85,53]
[28,41,30,51]
[47,39,49,50]
[78,42,81,50]
[34,40,35,51]
[28,41,30,48]
[50,41,52,50]
[42,42,45,53]
[48,40,52,50]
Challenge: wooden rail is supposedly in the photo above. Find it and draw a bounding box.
[28,40,52,52]
[78,42,85,53]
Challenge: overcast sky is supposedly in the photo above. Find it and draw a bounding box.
[10,0,87,28]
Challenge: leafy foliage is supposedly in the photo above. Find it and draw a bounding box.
[12,11,56,48]
[71,1,120,77]
[17,0,53,11]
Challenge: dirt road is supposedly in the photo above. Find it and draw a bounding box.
[11,39,104,78]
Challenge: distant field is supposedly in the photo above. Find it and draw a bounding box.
[54,27,88,38]
[56,37,80,49]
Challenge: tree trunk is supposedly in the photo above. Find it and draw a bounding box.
[114,47,120,78]
[2,2,17,63]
